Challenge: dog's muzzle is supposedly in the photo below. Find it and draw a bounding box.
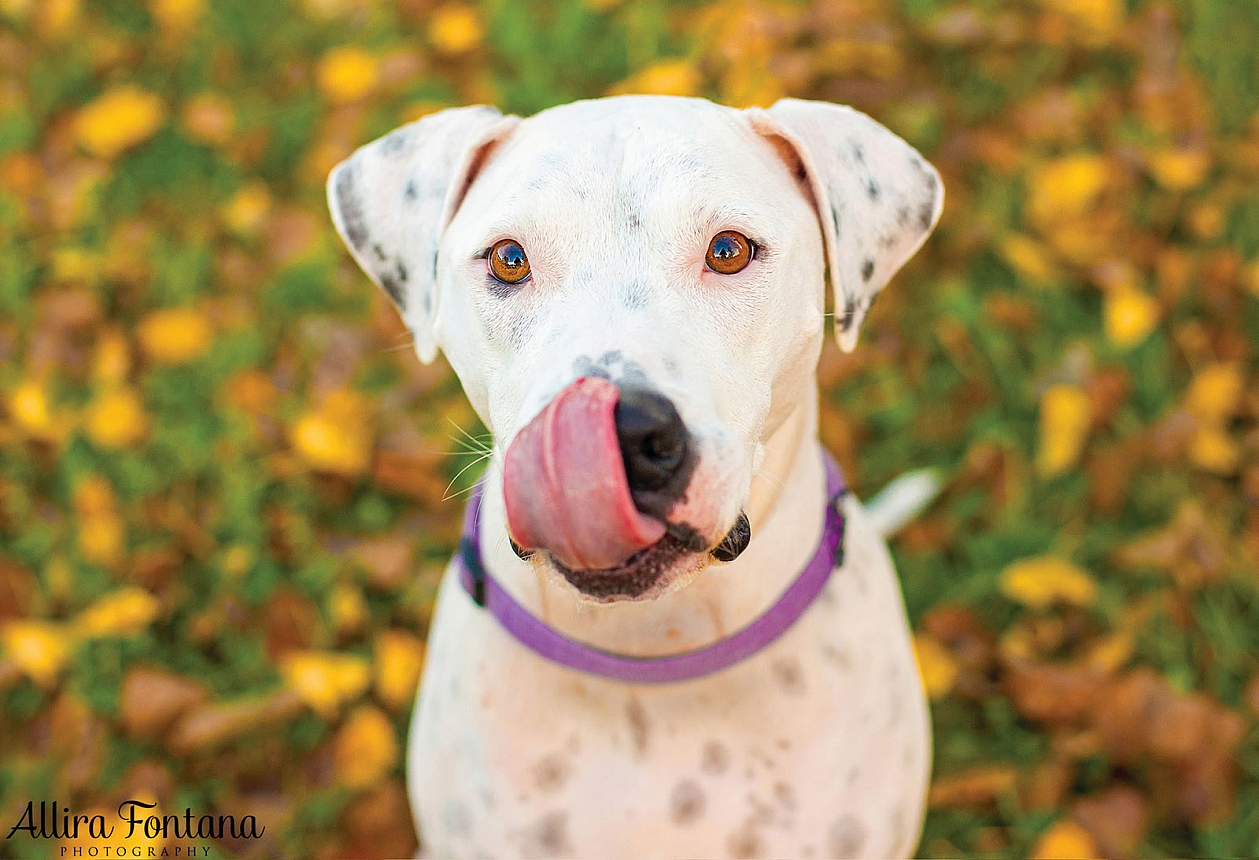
[503,377,673,570]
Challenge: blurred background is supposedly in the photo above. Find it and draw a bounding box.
[0,0,1257,857]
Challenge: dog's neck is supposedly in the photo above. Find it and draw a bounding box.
[476,391,828,657]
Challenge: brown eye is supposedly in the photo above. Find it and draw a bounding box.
[488,239,531,284]
[705,231,754,275]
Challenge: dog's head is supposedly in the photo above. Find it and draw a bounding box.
[328,96,941,603]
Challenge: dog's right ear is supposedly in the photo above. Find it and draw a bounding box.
[327,105,518,363]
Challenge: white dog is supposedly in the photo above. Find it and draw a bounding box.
[328,95,942,859]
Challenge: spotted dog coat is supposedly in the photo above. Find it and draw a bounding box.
[327,96,943,859]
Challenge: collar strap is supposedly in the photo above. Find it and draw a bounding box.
[457,450,848,685]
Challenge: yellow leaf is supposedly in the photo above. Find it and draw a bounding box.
[316,46,380,104]
[1245,260,1259,299]
[913,633,959,700]
[290,389,375,477]
[1185,362,1243,424]
[281,650,371,718]
[999,234,1056,283]
[35,0,79,38]
[329,583,368,636]
[1042,0,1122,39]
[1084,631,1133,673]
[136,307,212,365]
[84,385,149,448]
[1000,556,1099,610]
[1188,425,1240,475]
[180,93,235,146]
[1103,286,1160,349]
[1031,820,1099,859]
[1026,154,1108,227]
[1148,148,1211,191]
[73,588,160,638]
[1,620,72,687]
[1037,384,1091,477]
[150,0,203,34]
[427,4,484,56]
[91,327,131,384]
[76,87,165,160]
[73,475,125,566]
[609,59,701,98]
[374,630,426,710]
[9,378,67,443]
[1187,202,1224,240]
[221,180,272,235]
[333,705,399,789]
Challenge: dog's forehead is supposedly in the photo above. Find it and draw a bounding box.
[499,96,760,193]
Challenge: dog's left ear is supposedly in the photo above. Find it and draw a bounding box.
[327,105,519,363]
[747,98,944,352]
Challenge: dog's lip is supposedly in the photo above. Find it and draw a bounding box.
[544,535,703,602]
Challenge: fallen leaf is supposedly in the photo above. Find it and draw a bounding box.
[75,86,164,160]
[333,704,399,789]
[1000,556,1099,609]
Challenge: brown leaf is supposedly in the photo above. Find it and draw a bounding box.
[1021,758,1074,811]
[351,534,415,592]
[120,667,209,738]
[928,765,1018,809]
[167,689,304,755]
[1003,659,1103,725]
[921,603,997,698]
[341,780,419,859]
[264,589,321,661]
[371,448,448,504]
[0,556,36,619]
[1071,783,1149,858]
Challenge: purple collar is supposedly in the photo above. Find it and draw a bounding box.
[457,450,847,684]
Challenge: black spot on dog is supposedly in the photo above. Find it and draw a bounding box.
[670,780,705,825]
[772,658,806,696]
[527,812,571,858]
[378,272,404,306]
[860,259,874,282]
[773,781,796,811]
[830,202,842,237]
[850,141,865,163]
[372,243,387,263]
[866,179,880,200]
[827,815,866,858]
[728,826,764,858]
[701,741,729,775]
[918,200,935,230]
[621,286,647,310]
[334,163,369,252]
[626,696,650,755]
[396,259,408,283]
[896,205,910,226]
[380,130,408,155]
[532,755,569,793]
[839,297,857,332]
[403,179,418,202]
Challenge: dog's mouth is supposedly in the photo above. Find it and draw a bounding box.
[502,375,751,601]
[547,534,699,601]
[513,518,752,603]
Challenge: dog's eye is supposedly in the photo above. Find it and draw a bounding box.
[705,231,754,275]
[488,239,531,284]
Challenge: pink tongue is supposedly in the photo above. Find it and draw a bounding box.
[503,377,666,571]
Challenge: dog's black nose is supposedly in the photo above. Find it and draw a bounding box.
[614,388,691,507]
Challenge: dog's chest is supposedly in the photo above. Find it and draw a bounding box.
[408,504,929,859]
